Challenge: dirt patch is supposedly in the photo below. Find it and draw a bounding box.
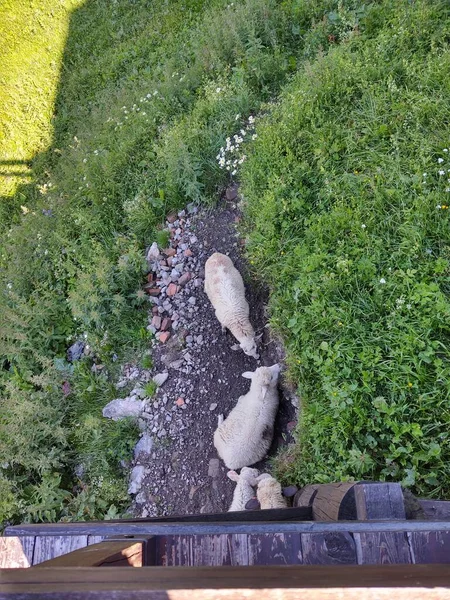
[130,193,298,517]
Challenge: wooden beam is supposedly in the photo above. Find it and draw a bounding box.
[32,535,88,566]
[5,519,450,537]
[1,564,450,598]
[355,484,405,520]
[311,483,356,521]
[419,499,450,520]
[33,540,146,568]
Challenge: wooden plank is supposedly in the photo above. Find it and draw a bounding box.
[293,485,320,508]
[301,533,357,565]
[420,499,450,519]
[408,531,450,564]
[2,564,450,597]
[88,535,104,545]
[32,535,88,566]
[354,533,411,564]
[355,483,406,520]
[5,519,450,538]
[0,536,34,568]
[247,533,303,565]
[311,483,356,521]
[33,540,144,568]
[3,507,312,535]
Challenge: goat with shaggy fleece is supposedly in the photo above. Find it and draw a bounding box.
[204,252,259,359]
[227,467,259,511]
[256,474,288,509]
[214,364,280,469]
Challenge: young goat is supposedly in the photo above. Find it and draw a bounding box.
[255,474,288,509]
[214,365,280,470]
[227,467,259,512]
[204,252,259,359]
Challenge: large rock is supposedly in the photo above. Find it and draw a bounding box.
[134,433,153,459]
[67,340,85,362]
[128,465,146,494]
[102,398,144,421]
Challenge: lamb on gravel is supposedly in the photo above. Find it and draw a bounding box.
[227,467,259,512]
[255,474,288,509]
[214,364,280,469]
[204,252,259,359]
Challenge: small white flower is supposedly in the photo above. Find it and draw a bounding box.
[226,166,230,171]
[436,205,442,209]
[235,114,240,120]
[153,90,158,95]
[379,278,386,284]
[248,115,255,124]
[231,170,237,175]
[406,304,412,309]
[444,149,448,152]
[83,158,87,163]
[252,134,257,140]
[7,283,12,289]
[216,87,222,93]
[361,224,366,229]
[423,173,427,177]
[240,129,246,136]
[439,170,445,175]
[446,188,450,193]
[438,158,444,163]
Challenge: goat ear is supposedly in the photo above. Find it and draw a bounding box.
[227,470,239,482]
[242,371,254,379]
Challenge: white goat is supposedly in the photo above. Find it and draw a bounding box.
[227,467,259,512]
[256,474,288,509]
[214,364,280,470]
[204,252,259,359]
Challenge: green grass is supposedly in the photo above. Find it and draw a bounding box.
[242,0,450,496]
[0,0,330,525]
[2,0,449,526]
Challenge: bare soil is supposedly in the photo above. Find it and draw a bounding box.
[132,192,298,517]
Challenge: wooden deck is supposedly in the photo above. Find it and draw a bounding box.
[2,529,450,568]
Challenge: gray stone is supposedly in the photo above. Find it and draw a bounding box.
[153,372,169,387]
[67,340,85,362]
[209,403,218,411]
[147,242,160,261]
[128,465,146,494]
[102,398,144,421]
[188,297,196,305]
[134,433,153,459]
[208,458,220,478]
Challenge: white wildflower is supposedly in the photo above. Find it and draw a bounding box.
[379,278,386,284]
[438,158,444,163]
[252,134,257,140]
[361,224,366,229]
[216,87,222,93]
[231,170,237,175]
[439,170,445,175]
[235,114,240,120]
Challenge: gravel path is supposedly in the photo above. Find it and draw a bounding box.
[112,190,298,517]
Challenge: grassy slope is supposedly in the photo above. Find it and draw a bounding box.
[1,0,449,525]
[242,0,450,496]
[0,0,328,525]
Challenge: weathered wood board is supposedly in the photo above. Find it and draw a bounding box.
[354,532,411,564]
[301,533,357,565]
[0,536,35,568]
[33,535,88,565]
[159,534,303,566]
[408,531,450,564]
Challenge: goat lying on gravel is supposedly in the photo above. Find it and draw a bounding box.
[255,474,288,509]
[214,364,280,469]
[227,467,259,512]
[204,252,259,359]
